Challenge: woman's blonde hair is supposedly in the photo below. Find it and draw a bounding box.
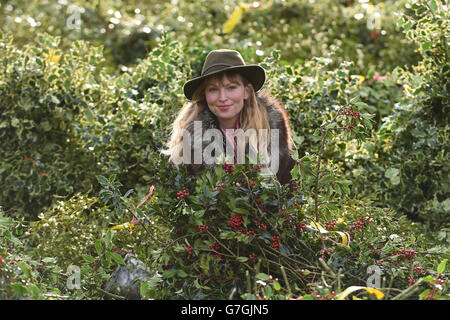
[162,71,271,168]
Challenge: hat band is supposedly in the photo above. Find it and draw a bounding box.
[202,63,237,75]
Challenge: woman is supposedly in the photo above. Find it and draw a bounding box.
[164,49,296,185]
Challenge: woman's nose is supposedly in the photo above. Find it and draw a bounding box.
[218,88,227,101]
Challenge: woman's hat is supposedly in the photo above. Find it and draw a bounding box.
[183,49,266,100]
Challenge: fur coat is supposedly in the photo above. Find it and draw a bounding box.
[183,91,296,185]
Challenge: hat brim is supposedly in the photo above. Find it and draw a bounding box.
[183,65,266,100]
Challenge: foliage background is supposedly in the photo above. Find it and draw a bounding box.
[0,0,448,300]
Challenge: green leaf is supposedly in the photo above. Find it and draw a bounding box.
[422,275,435,283]
[422,42,432,50]
[163,269,177,278]
[234,207,251,215]
[429,0,437,13]
[355,102,368,109]
[256,273,269,281]
[273,281,281,291]
[437,259,447,274]
[236,257,248,263]
[11,283,28,296]
[220,231,236,239]
[385,168,399,179]
[177,269,188,278]
[390,175,400,185]
[83,255,95,263]
[17,262,30,277]
[140,281,149,298]
[419,289,431,300]
[403,21,412,32]
[290,164,299,180]
[95,240,103,256]
[96,175,108,186]
[105,230,114,250]
[110,252,124,265]
[84,108,94,123]
[108,174,117,183]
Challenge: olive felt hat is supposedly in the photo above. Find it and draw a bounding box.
[183,49,266,100]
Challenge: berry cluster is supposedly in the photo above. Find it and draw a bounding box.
[238,179,256,189]
[176,189,189,200]
[253,216,267,230]
[186,245,192,255]
[296,222,307,233]
[197,225,209,234]
[341,109,361,120]
[216,182,226,192]
[349,216,371,233]
[210,241,222,259]
[222,162,235,174]
[246,164,263,173]
[423,278,446,300]
[245,230,257,236]
[369,247,383,257]
[249,253,257,263]
[281,207,292,222]
[210,241,220,251]
[343,123,355,131]
[413,266,427,275]
[271,236,280,250]
[229,213,261,238]
[229,214,243,230]
[341,109,360,131]
[391,249,416,261]
[407,276,416,286]
[321,246,328,257]
[324,220,337,231]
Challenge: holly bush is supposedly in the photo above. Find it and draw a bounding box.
[341,0,449,230]
[0,0,449,301]
[0,30,187,219]
[0,32,104,219]
[95,155,448,300]
[1,0,421,75]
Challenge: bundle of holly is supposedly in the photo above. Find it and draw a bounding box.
[142,160,305,298]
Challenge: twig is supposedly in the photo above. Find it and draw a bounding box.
[246,270,252,294]
[384,275,394,299]
[318,257,336,277]
[206,230,255,272]
[314,129,328,222]
[96,287,126,300]
[337,268,342,293]
[124,203,163,246]
[392,278,424,300]
[280,266,292,296]
[313,105,345,222]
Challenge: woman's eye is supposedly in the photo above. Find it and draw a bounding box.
[228,86,237,90]
[208,87,217,92]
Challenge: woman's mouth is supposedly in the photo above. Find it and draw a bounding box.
[218,105,231,111]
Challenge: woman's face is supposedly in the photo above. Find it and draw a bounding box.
[204,73,250,129]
